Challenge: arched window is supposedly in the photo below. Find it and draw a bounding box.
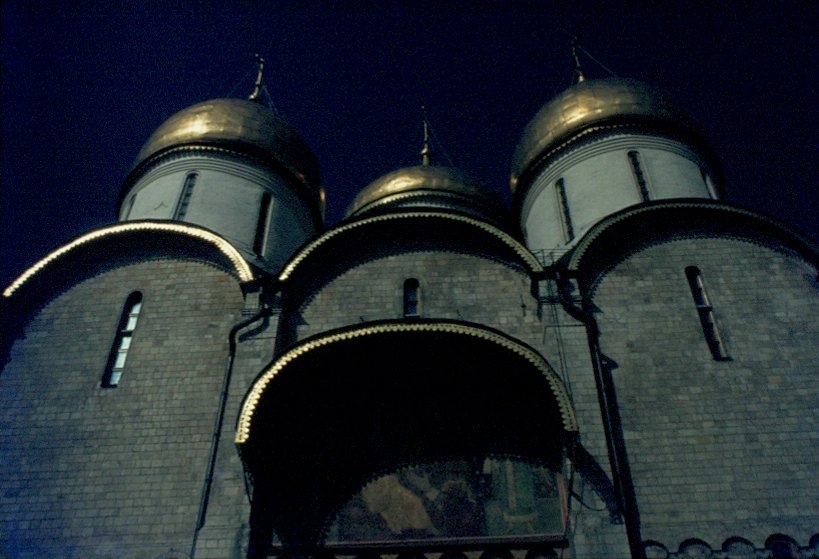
[101,292,143,388]
[254,192,272,256]
[685,267,729,361]
[555,178,573,242]
[174,172,198,220]
[627,150,651,201]
[403,278,420,318]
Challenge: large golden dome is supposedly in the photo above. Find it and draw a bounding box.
[345,165,506,224]
[132,98,324,209]
[511,78,702,191]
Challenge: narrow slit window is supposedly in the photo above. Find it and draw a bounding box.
[701,169,718,199]
[403,278,420,318]
[685,267,729,361]
[555,178,574,242]
[102,292,143,388]
[175,172,198,220]
[627,151,651,201]
[254,192,272,256]
[124,195,137,219]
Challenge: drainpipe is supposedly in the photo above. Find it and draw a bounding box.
[552,265,646,559]
[189,283,274,559]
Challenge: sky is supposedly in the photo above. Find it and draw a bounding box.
[2,2,817,287]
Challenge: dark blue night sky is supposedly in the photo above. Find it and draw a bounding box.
[2,2,817,287]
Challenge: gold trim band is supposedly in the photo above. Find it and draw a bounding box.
[279,212,542,282]
[3,221,254,298]
[235,321,578,444]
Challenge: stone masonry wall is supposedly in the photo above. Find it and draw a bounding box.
[292,251,543,349]
[289,249,631,557]
[591,236,819,552]
[193,308,281,559]
[537,279,631,558]
[0,258,244,559]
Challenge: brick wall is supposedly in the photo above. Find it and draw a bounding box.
[591,237,819,551]
[1,258,245,559]
[537,280,632,558]
[285,248,632,557]
[291,250,542,349]
[193,309,281,559]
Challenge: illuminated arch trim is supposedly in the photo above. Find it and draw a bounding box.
[279,211,543,282]
[235,321,578,444]
[3,221,254,298]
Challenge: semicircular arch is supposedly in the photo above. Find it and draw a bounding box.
[237,320,576,444]
[278,212,543,283]
[3,220,254,300]
[566,200,819,291]
[236,320,577,547]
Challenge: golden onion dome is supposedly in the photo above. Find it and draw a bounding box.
[131,98,324,211]
[345,165,507,224]
[511,78,703,191]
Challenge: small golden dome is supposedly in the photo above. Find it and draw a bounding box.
[511,78,701,191]
[132,98,324,210]
[346,165,507,224]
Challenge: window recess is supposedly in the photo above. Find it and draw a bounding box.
[254,192,272,256]
[685,267,729,361]
[555,178,574,242]
[627,150,651,202]
[403,278,420,318]
[101,292,143,387]
[174,172,198,220]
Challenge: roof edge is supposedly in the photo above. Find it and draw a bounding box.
[3,220,254,299]
[235,319,578,445]
[566,199,819,273]
[278,211,542,282]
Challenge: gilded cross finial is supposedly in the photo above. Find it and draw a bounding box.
[572,37,586,83]
[420,106,432,166]
[248,54,265,102]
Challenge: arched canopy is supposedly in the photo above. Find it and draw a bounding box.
[236,320,577,545]
[566,200,819,292]
[4,220,253,300]
[1,220,254,364]
[279,211,542,284]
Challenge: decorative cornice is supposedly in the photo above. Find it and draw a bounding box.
[235,321,578,444]
[643,532,815,559]
[3,221,254,298]
[279,211,542,282]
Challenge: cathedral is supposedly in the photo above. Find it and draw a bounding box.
[1,61,817,559]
